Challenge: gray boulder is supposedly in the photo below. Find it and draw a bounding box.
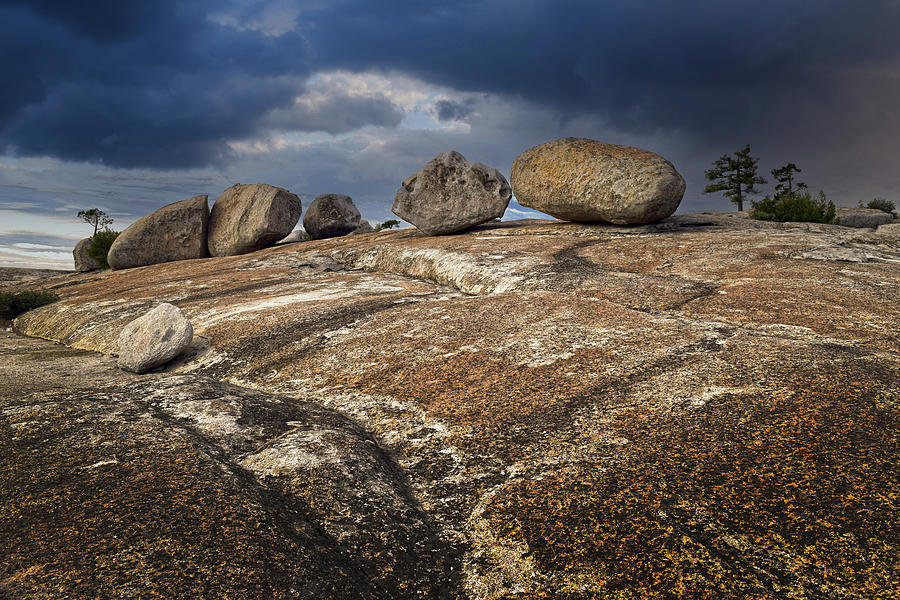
[107,196,209,270]
[393,150,511,235]
[510,137,685,224]
[835,206,894,228]
[277,228,310,244]
[73,238,100,272]
[207,184,302,256]
[348,220,375,235]
[117,303,194,373]
[303,194,361,239]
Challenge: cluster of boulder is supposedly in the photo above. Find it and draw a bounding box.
[74,184,377,272]
[75,136,892,273]
[390,139,686,234]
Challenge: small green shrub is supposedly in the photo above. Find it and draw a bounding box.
[86,229,120,269]
[0,289,60,320]
[750,190,836,224]
[375,219,401,232]
[861,198,896,216]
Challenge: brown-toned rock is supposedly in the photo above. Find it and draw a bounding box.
[73,238,99,272]
[107,195,209,270]
[207,184,301,256]
[303,194,361,239]
[0,340,451,599]
[510,137,685,224]
[8,214,900,599]
[393,150,511,235]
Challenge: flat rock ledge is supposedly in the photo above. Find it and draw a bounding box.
[5,214,900,599]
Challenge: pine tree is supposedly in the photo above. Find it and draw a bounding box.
[703,145,767,212]
[77,208,113,237]
[771,163,807,196]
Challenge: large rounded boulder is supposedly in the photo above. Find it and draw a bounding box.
[510,137,685,224]
[73,238,100,272]
[117,303,194,373]
[392,150,511,235]
[207,184,302,257]
[107,196,209,270]
[303,194,361,239]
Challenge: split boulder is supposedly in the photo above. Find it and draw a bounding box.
[117,303,194,373]
[73,238,100,272]
[510,137,685,224]
[303,194,362,239]
[393,150,511,235]
[107,196,210,270]
[207,184,302,256]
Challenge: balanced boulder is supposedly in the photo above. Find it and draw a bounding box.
[107,196,209,270]
[207,184,302,256]
[393,150,511,235]
[73,238,100,272]
[303,194,361,239]
[510,137,685,224]
[117,303,193,373]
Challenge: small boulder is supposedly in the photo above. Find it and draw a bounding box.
[303,194,362,239]
[348,220,375,235]
[277,229,310,244]
[510,137,685,224]
[117,303,194,373]
[207,184,302,256]
[73,238,100,272]
[392,150,511,235]
[835,207,894,229]
[107,196,209,270]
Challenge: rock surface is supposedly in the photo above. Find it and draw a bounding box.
[393,150,511,235]
[207,184,302,256]
[511,137,686,224]
[7,214,900,599]
[0,336,454,599]
[303,194,362,239]
[117,303,194,373]
[73,238,100,272]
[107,195,210,270]
[835,206,895,228]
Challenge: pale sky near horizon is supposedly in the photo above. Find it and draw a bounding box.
[2,1,898,269]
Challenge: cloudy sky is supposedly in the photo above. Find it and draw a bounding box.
[2,0,899,269]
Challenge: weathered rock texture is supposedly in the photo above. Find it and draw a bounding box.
[0,336,454,599]
[835,206,895,228]
[7,213,900,599]
[511,137,686,224]
[117,303,194,373]
[107,196,210,270]
[73,238,100,272]
[303,194,362,239]
[393,150,512,235]
[208,184,302,256]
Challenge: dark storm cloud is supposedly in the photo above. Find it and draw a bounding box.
[305,0,900,144]
[2,0,899,171]
[434,100,474,123]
